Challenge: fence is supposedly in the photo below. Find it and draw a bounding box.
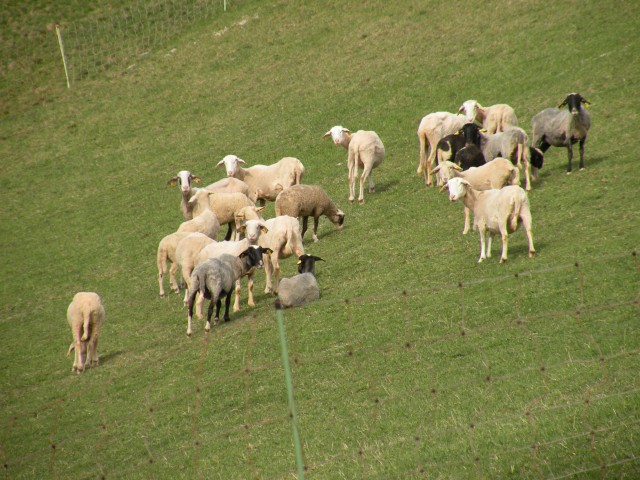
[1,251,638,478]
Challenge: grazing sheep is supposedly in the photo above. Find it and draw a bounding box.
[447,177,535,263]
[258,215,305,294]
[458,100,519,134]
[186,246,270,336]
[188,188,254,241]
[323,126,385,203]
[435,158,520,234]
[66,292,105,373]
[275,184,345,242]
[168,170,201,220]
[176,232,216,305]
[157,231,190,297]
[481,127,544,191]
[196,220,268,312]
[277,255,324,308]
[216,155,305,205]
[416,112,467,186]
[531,92,591,173]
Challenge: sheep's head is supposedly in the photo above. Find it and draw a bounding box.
[433,161,462,186]
[458,100,480,123]
[297,254,324,275]
[238,220,268,244]
[558,93,590,115]
[239,246,272,271]
[216,155,246,177]
[323,126,351,147]
[168,170,201,193]
[446,177,469,202]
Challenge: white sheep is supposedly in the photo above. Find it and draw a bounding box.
[66,292,105,373]
[203,177,250,196]
[196,220,268,312]
[458,100,519,134]
[234,205,265,240]
[186,246,270,336]
[168,170,201,220]
[323,126,385,204]
[258,215,305,294]
[531,93,591,173]
[416,112,468,187]
[188,188,254,241]
[216,155,305,205]
[274,184,345,242]
[435,158,520,234]
[176,199,220,240]
[277,254,324,308]
[446,177,535,263]
[157,231,190,297]
[175,232,216,306]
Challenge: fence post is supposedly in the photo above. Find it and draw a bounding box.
[275,300,305,479]
[55,25,71,89]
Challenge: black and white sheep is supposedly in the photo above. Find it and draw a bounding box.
[186,246,270,336]
[531,93,591,173]
[274,184,345,242]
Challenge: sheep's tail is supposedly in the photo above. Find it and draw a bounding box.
[509,191,527,231]
[295,162,304,184]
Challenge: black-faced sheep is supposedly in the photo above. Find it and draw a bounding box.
[277,255,324,308]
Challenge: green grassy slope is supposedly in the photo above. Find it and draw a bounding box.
[1,0,639,478]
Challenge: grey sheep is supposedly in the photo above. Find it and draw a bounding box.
[277,254,324,308]
[275,184,344,242]
[185,246,270,336]
[531,92,591,173]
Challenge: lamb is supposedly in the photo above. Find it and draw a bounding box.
[531,92,591,173]
[481,126,544,191]
[416,112,467,186]
[274,184,345,242]
[434,158,520,234]
[168,170,202,220]
[157,231,190,297]
[188,188,254,241]
[186,246,270,336]
[323,126,385,203]
[458,100,519,134]
[277,255,324,308]
[196,220,268,312]
[66,292,105,373]
[446,177,535,263]
[258,215,305,294]
[216,155,305,205]
[175,232,216,305]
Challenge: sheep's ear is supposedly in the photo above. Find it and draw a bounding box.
[342,128,351,134]
[479,128,487,133]
[215,160,225,168]
[255,206,265,213]
[274,183,283,192]
[582,100,591,108]
[260,225,269,234]
[457,105,464,113]
[432,164,441,174]
[236,157,247,165]
[557,101,567,109]
[167,177,179,186]
[263,247,273,255]
[439,184,448,193]
[192,176,201,184]
[296,259,302,265]
[238,225,246,233]
[452,163,463,171]
[313,256,324,262]
[235,212,245,219]
[322,131,332,140]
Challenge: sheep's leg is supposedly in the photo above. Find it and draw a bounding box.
[578,138,586,170]
[487,234,493,258]
[264,252,273,294]
[301,216,309,239]
[81,312,90,341]
[368,170,375,193]
[158,265,166,297]
[359,164,373,204]
[499,225,509,263]
[90,337,99,366]
[478,227,487,263]
[520,209,536,258]
[426,146,436,187]
[272,253,281,294]
[224,223,234,241]
[247,272,256,307]
[347,155,357,203]
[206,299,215,331]
[417,134,426,176]
[462,207,471,235]
[566,143,573,174]
[169,262,180,293]
[312,216,320,242]
[223,291,233,323]
[196,292,205,319]
[233,278,241,312]
[186,288,198,336]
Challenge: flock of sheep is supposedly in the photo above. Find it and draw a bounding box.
[66,92,591,372]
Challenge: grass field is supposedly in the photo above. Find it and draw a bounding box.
[1,0,639,478]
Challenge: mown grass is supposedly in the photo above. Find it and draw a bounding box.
[1,0,639,478]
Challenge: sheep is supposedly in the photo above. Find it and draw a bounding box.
[258,215,305,294]
[234,205,265,240]
[215,155,305,205]
[157,231,190,297]
[446,177,535,263]
[186,246,271,336]
[203,177,250,197]
[66,292,105,373]
[175,232,216,305]
[481,126,544,191]
[458,100,519,134]
[531,92,591,173]
[176,198,220,240]
[434,158,520,234]
[188,188,254,241]
[196,220,268,312]
[416,112,467,186]
[277,255,324,308]
[323,126,385,203]
[274,184,345,242]
[168,170,201,220]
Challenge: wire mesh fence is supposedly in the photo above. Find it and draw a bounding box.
[1,251,638,478]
